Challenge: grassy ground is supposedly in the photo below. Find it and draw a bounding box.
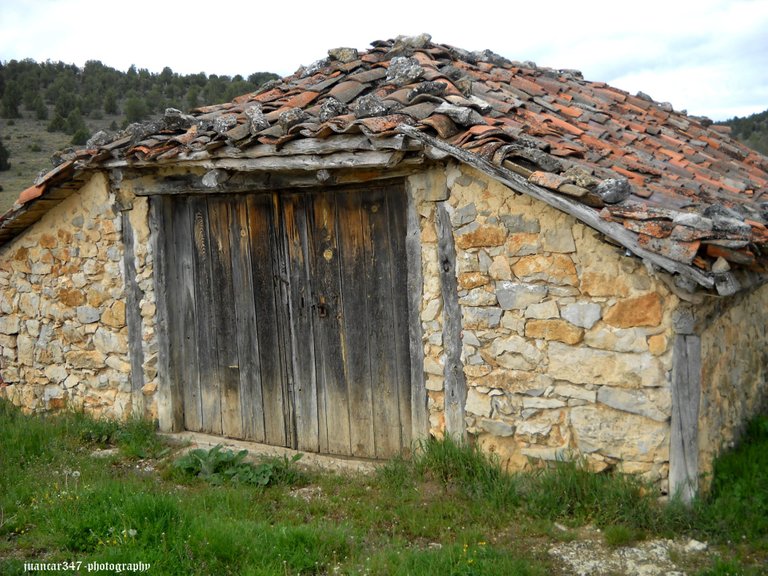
[0,400,766,575]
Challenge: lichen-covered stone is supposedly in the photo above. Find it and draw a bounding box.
[603,293,663,328]
[525,319,583,345]
[512,254,578,286]
[496,282,547,310]
[548,342,663,388]
[561,302,602,329]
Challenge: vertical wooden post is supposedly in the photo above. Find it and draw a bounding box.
[121,210,146,418]
[406,188,428,441]
[148,198,183,431]
[435,202,466,441]
[670,306,701,502]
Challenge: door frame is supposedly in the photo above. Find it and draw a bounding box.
[149,176,429,456]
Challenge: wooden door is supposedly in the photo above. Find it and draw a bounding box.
[158,181,412,458]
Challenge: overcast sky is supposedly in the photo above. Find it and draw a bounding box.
[1,0,767,121]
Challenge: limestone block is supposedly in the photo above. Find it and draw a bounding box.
[496,353,536,371]
[424,356,443,376]
[456,251,479,274]
[462,330,482,347]
[0,291,14,314]
[488,255,512,280]
[478,250,492,272]
[512,254,578,286]
[648,334,668,356]
[479,418,516,437]
[26,320,40,337]
[524,300,559,319]
[466,387,492,417]
[19,293,40,316]
[541,224,576,253]
[44,385,64,404]
[596,386,671,422]
[0,315,20,335]
[101,301,126,328]
[17,334,35,366]
[1,366,20,383]
[450,203,477,227]
[63,374,80,389]
[459,287,497,307]
[496,281,547,310]
[584,325,649,353]
[462,306,502,329]
[506,233,541,256]
[501,312,526,334]
[476,369,553,394]
[521,446,571,462]
[458,272,489,290]
[65,349,106,370]
[570,405,669,462]
[455,223,507,249]
[603,293,663,328]
[421,299,442,322]
[76,306,102,324]
[553,384,597,403]
[57,287,86,308]
[561,302,602,329]
[44,364,68,383]
[522,396,566,409]
[104,355,131,374]
[500,213,540,233]
[489,335,543,365]
[93,327,128,355]
[426,375,444,391]
[548,341,664,388]
[580,271,630,298]
[525,319,583,345]
[516,419,554,438]
[87,289,109,307]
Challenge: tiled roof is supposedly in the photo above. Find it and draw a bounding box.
[3,34,768,295]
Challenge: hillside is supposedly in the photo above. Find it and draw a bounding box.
[720,108,768,156]
[0,58,278,212]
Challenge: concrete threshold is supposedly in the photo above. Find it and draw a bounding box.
[160,431,380,475]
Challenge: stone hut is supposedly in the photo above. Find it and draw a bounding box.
[2,35,767,499]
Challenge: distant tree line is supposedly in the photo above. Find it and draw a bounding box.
[0,58,279,149]
[721,110,768,156]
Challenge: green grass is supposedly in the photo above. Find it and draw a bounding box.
[1,400,767,575]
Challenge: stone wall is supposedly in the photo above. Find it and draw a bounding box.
[418,164,679,487]
[698,283,768,476]
[0,174,145,419]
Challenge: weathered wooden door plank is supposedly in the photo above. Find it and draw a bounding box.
[229,195,267,443]
[171,197,203,431]
[363,187,403,458]
[336,190,376,458]
[281,193,319,452]
[189,195,222,435]
[207,197,243,438]
[385,184,413,452]
[310,190,353,455]
[249,194,289,447]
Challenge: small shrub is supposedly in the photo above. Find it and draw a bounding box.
[696,557,760,576]
[603,524,643,548]
[519,458,660,530]
[173,445,303,487]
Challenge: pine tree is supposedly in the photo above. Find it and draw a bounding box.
[0,138,10,171]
